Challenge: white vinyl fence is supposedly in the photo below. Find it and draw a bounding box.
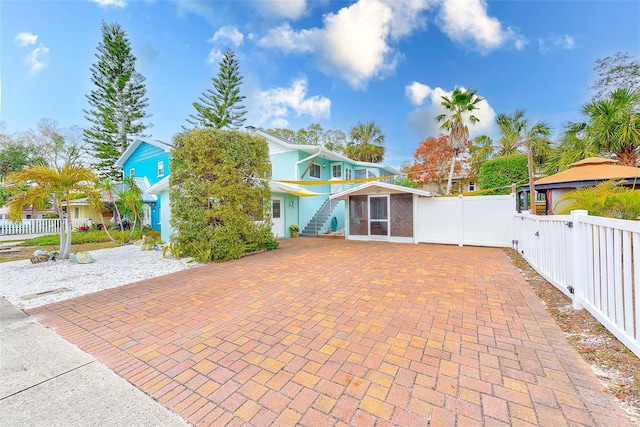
[0,218,90,236]
[513,210,640,357]
[417,194,514,247]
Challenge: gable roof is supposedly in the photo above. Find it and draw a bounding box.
[330,181,434,200]
[147,175,170,194]
[535,157,640,186]
[114,138,172,169]
[246,126,400,175]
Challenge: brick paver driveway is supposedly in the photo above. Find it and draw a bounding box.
[29,239,629,426]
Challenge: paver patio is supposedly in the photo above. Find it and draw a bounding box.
[28,239,629,426]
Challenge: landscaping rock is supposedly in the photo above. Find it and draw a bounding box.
[69,252,94,264]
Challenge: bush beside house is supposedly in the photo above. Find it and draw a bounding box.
[169,128,277,262]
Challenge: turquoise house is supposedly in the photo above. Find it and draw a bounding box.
[117,128,398,242]
[114,138,172,231]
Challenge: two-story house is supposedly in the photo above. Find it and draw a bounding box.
[118,128,399,242]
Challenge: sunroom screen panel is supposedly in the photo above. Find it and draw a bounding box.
[391,194,413,237]
[349,195,368,236]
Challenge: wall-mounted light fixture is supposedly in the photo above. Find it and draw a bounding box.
[322,163,326,168]
[288,200,295,208]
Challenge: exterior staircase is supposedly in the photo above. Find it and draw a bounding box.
[300,199,341,237]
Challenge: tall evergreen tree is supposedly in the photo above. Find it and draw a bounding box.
[187,48,247,130]
[84,21,150,180]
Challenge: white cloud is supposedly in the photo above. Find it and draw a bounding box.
[436,0,526,53]
[14,32,38,46]
[256,0,308,20]
[406,83,496,139]
[26,44,50,75]
[206,48,223,65]
[258,23,318,54]
[406,81,432,106]
[259,0,434,89]
[90,0,127,8]
[210,26,244,47]
[539,34,576,53]
[254,77,331,127]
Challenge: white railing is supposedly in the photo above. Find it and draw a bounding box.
[513,210,640,357]
[0,218,91,235]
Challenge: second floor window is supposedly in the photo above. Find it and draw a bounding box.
[310,163,321,179]
[332,164,342,178]
[157,161,165,177]
[345,169,352,180]
[129,168,135,177]
[468,181,475,191]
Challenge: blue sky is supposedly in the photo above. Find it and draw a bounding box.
[2,0,639,169]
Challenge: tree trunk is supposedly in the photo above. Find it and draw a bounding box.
[446,153,456,195]
[64,214,72,259]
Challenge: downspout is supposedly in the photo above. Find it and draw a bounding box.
[295,147,322,179]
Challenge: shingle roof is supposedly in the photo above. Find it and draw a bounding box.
[535,157,640,185]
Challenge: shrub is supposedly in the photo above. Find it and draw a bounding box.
[478,154,528,195]
[555,180,640,220]
[169,128,277,262]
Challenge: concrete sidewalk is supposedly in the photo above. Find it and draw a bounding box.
[0,297,188,427]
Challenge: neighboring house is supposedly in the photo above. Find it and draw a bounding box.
[68,178,158,227]
[422,174,477,195]
[0,206,55,220]
[124,128,399,242]
[517,157,640,214]
[114,138,172,231]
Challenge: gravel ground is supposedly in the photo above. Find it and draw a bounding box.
[1,245,200,310]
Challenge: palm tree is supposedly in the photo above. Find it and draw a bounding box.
[471,110,551,172]
[436,88,484,194]
[546,88,640,174]
[544,122,599,175]
[582,88,640,166]
[6,164,102,259]
[98,176,143,244]
[343,121,385,163]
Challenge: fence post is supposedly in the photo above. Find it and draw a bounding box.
[571,209,589,310]
[459,194,464,247]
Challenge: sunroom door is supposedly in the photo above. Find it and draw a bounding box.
[369,195,389,240]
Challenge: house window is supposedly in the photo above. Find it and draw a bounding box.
[355,169,366,179]
[345,169,352,180]
[157,161,165,177]
[332,164,342,178]
[129,168,135,177]
[468,181,476,191]
[310,163,321,179]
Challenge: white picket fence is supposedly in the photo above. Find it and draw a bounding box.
[0,218,90,236]
[513,210,640,357]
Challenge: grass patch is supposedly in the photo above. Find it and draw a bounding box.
[19,229,160,246]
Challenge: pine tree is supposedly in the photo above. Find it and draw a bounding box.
[187,48,247,129]
[84,21,150,180]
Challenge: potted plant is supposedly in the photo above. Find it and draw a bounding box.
[289,224,299,238]
[78,225,90,233]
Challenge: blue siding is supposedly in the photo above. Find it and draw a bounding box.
[123,143,170,186]
[123,143,170,232]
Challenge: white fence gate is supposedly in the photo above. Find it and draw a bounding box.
[417,194,514,247]
[513,210,640,358]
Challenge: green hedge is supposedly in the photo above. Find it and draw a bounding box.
[478,154,528,195]
[169,128,278,263]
